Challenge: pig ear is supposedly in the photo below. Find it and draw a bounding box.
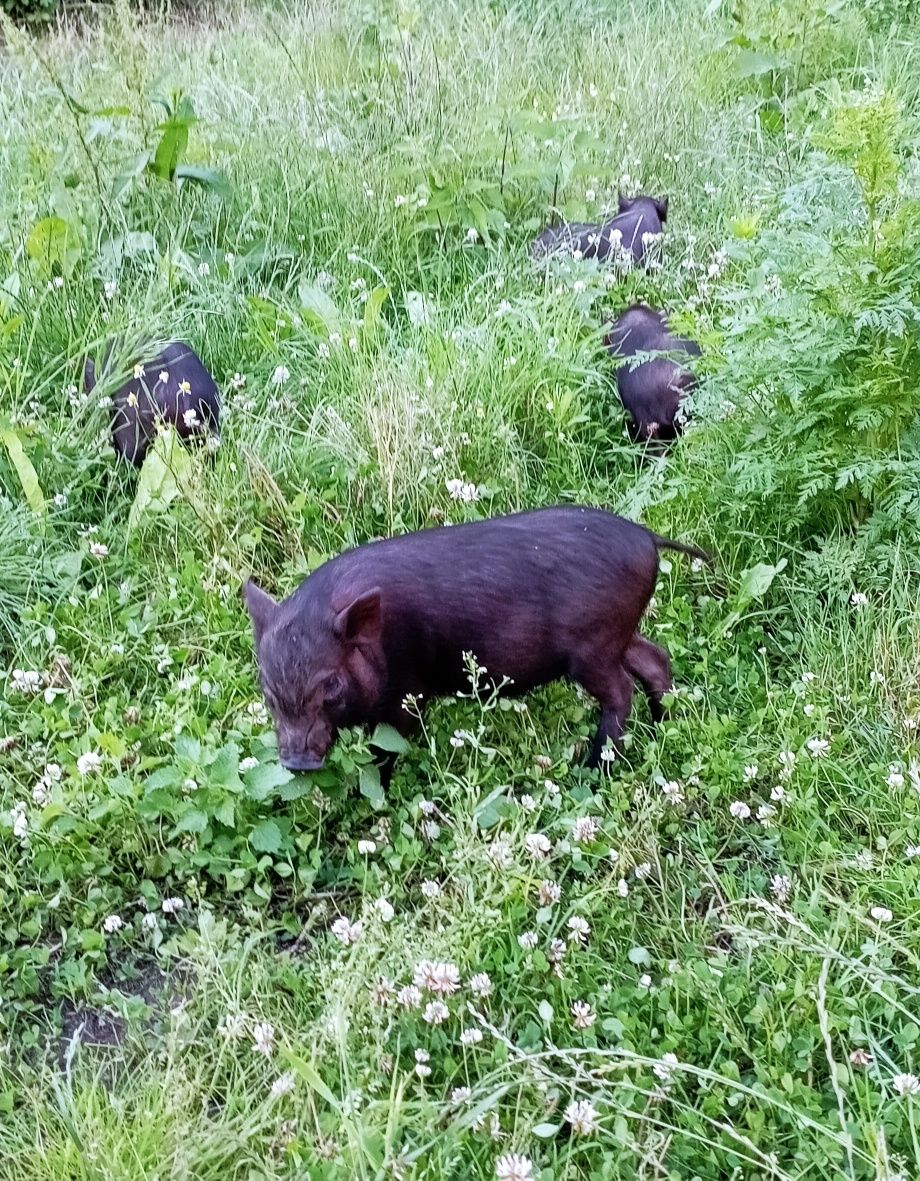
[618,192,634,212]
[244,581,277,645]
[654,195,669,222]
[333,588,382,644]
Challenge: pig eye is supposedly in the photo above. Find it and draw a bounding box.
[324,673,345,703]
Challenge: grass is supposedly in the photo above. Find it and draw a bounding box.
[1,0,920,1176]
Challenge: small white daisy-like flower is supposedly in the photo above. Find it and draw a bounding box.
[77,751,102,775]
[537,880,561,906]
[330,916,363,945]
[851,592,868,608]
[102,914,123,934]
[564,1098,600,1136]
[571,816,599,844]
[375,897,395,922]
[460,1027,484,1046]
[653,1051,679,1081]
[252,1022,275,1056]
[218,1012,247,1039]
[421,879,441,899]
[518,931,538,950]
[178,379,191,395]
[524,833,552,860]
[397,984,422,1010]
[870,905,893,923]
[161,896,184,915]
[452,1086,472,1103]
[495,1153,533,1181]
[729,800,751,820]
[469,972,492,997]
[567,915,590,945]
[571,1000,595,1030]
[89,542,109,559]
[270,1072,295,1099]
[423,1000,449,1025]
[892,1072,920,1095]
[158,370,169,384]
[182,408,200,428]
[770,874,792,903]
[271,365,290,386]
[807,737,830,758]
[357,839,376,855]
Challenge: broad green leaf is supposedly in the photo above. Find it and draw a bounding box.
[175,165,232,201]
[298,280,341,334]
[127,428,194,532]
[628,945,651,965]
[359,764,385,808]
[362,284,389,340]
[538,999,554,1023]
[244,762,293,801]
[370,723,409,754]
[210,743,242,790]
[173,809,209,835]
[282,1050,339,1108]
[533,1122,561,1139]
[214,799,235,828]
[736,558,787,607]
[1,431,45,514]
[734,48,784,78]
[277,779,312,801]
[249,818,282,854]
[26,216,82,277]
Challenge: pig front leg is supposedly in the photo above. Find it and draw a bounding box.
[371,697,421,789]
[575,661,636,767]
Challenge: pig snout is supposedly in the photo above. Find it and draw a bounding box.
[280,750,326,772]
[275,717,332,773]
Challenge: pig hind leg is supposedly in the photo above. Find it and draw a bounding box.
[573,660,636,767]
[624,633,672,723]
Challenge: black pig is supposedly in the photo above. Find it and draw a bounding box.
[530,195,668,265]
[84,341,221,466]
[604,305,700,442]
[244,506,705,779]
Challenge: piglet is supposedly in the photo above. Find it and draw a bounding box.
[530,194,668,265]
[605,304,700,443]
[244,506,706,780]
[84,341,221,466]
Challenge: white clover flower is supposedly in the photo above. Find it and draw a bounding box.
[849,1047,871,1067]
[466,227,480,243]
[239,757,258,772]
[571,1000,595,1030]
[524,833,552,860]
[394,194,407,207]
[414,960,461,996]
[32,781,49,806]
[634,862,652,880]
[77,751,102,776]
[161,896,184,915]
[11,804,27,840]
[452,1086,472,1103]
[357,839,377,855]
[870,905,893,923]
[445,479,479,503]
[851,592,868,608]
[43,764,62,784]
[104,280,118,300]
[770,874,791,902]
[252,1022,275,1056]
[616,878,629,898]
[102,914,123,934]
[770,784,787,802]
[270,1072,296,1099]
[470,972,492,997]
[271,365,290,386]
[495,1154,533,1181]
[778,750,796,779]
[518,931,538,950]
[537,880,561,906]
[729,800,751,820]
[460,1027,483,1046]
[10,670,41,695]
[887,765,905,790]
[369,977,393,1006]
[218,1012,247,1038]
[142,912,159,931]
[892,1072,920,1095]
[488,838,513,869]
[415,1061,432,1078]
[743,764,758,781]
[421,880,441,899]
[757,804,777,824]
[906,845,920,860]
[567,915,590,945]
[638,973,652,988]
[420,818,441,842]
[182,408,200,429]
[653,1051,679,1081]
[571,816,599,844]
[89,542,109,559]
[423,1000,449,1025]
[807,737,830,758]
[520,793,537,812]
[564,1098,599,1136]
[330,916,363,945]
[158,370,169,384]
[548,938,566,964]
[375,897,394,922]
[661,779,684,805]
[197,261,210,276]
[397,984,422,1009]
